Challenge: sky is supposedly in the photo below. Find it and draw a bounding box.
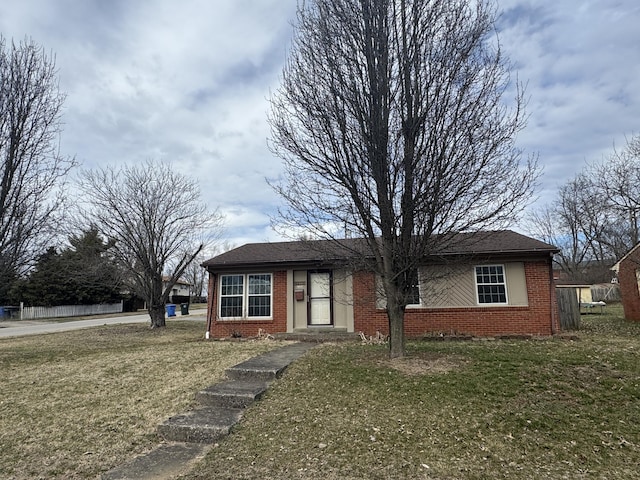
[0,0,638,252]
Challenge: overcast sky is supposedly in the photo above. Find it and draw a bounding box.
[1,1,638,250]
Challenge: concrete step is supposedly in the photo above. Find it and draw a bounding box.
[293,327,348,333]
[225,342,316,381]
[196,379,270,409]
[225,362,286,382]
[102,443,210,480]
[157,407,243,444]
[276,331,360,342]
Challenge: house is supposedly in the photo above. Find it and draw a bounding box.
[202,230,560,338]
[611,244,640,321]
[162,276,191,304]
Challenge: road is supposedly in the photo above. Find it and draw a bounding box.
[0,310,206,338]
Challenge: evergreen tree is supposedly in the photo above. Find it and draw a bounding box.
[13,228,123,306]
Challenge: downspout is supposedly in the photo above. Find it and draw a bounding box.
[549,253,558,335]
[205,272,215,339]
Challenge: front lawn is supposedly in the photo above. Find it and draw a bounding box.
[0,322,284,479]
[184,304,640,479]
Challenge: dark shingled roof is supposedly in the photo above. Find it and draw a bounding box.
[202,230,558,270]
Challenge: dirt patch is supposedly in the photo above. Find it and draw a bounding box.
[380,352,468,375]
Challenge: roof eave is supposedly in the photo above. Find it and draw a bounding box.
[204,258,351,272]
[204,248,557,271]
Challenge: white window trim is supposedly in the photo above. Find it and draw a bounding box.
[406,268,422,308]
[475,264,509,305]
[219,273,273,320]
[374,270,422,309]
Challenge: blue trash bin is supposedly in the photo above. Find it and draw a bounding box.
[166,304,176,317]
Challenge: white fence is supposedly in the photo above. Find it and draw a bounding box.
[20,301,124,320]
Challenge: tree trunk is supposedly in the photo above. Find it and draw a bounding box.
[148,273,167,328]
[149,304,166,328]
[387,299,405,359]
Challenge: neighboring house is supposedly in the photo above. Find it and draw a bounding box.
[119,277,191,312]
[162,276,191,304]
[555,284,594,305]
[611,244,640,321]
[202,230,560,339]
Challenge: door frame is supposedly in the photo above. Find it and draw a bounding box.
[307,270,333,326]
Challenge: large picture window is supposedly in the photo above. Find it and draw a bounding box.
[220,273,272,319]
[475,265,507,304]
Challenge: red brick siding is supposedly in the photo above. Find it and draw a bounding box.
[207,271,287,338]
[618,251,640,321]
[353,260,557,337]
[207,260,557,338]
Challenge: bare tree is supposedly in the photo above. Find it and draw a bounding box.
[0,36,76,300]
[183,255,206,302]
[175,250,210,303]
[78,160,223,328]
[183,241,235,303]
[527,174,613,283]
[591,134,640,253]
[527,136,640,284]
[269,0,538,357]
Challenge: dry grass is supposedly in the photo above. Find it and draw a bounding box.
[184,304,640,480]
[3,306,640,479]
[0,321,285,479]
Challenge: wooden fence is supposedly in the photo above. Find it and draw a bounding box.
[556,287,580,331]
[591,284,620,302]
[20,301,124,320]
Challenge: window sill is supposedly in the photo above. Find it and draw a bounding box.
[217,318,274,323]
[377,305,529,311]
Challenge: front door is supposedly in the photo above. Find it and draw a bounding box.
[309,271,332,326]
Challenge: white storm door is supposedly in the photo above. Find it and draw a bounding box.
[309,272,332,325]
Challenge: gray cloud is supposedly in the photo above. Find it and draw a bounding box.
[1,0,638,245]
[498,0,640,196]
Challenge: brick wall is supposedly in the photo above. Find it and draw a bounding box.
[618,249,640,321]
[207,271,287,338]
[352,259,558,337]
[206,259,558,338]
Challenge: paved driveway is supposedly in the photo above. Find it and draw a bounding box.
[0,310,206,338]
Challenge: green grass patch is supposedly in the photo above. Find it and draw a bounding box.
[185,304,640,479]
[0,322,285,479]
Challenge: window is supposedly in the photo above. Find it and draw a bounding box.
[248,274,271,317]
[220,275,244,317]
[220,274,272,319]
[475,265,507,304]
[406,268,421,306]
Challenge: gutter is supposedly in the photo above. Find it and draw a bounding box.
[205,273,215,339]
[549,252,558,335]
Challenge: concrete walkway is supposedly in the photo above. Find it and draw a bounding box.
[1,313,318,478]
[102,342,317,480]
